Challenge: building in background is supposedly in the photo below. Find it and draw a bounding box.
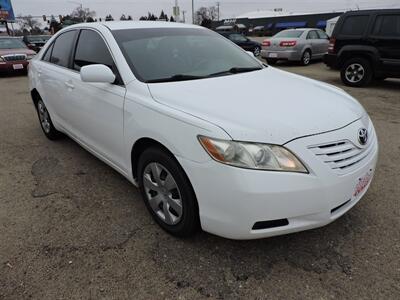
[214,10,343,36]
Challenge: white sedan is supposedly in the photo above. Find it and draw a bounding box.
[28,22,378,240]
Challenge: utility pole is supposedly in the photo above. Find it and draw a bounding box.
[217,2,220,21]
[182,10,186,23]
[192,0,195,24]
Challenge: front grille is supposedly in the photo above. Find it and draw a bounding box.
[308,129,375,175]
[1,54,27,61]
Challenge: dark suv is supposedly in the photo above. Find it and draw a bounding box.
[324,9,400,87]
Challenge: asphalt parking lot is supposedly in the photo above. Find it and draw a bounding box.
[1,62,399,299]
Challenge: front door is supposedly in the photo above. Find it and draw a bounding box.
[65,29,126,170]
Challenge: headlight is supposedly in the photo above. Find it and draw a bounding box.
[198,136,308,173]
[26,54,35,60]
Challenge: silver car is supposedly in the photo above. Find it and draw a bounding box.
[261,28,330,65]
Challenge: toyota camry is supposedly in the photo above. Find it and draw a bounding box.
[28,22,378,239]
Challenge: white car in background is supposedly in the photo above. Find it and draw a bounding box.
[28,22,378,240]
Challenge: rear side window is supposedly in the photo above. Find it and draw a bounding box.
[341,15,370,36]
[73,30,114,71]
[50,30,77,68]
[42,43,54,62]
[372,15,400,37]
[307,31,319,39]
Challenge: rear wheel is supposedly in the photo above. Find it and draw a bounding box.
[301,50,312,66]
[253,46,261,57]
[36,99,63,140]
[341,57,373,87]
[138,147,200,237]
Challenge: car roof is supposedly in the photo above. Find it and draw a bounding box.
[65,21,204,31]
[343,8,400,16]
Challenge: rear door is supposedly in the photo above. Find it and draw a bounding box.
[65,29,126,169]
[306,30,323,56]
[369,13,400,74]
[37,30,78,131]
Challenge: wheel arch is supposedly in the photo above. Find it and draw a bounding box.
[131,137,179,182]
[30,88,41,108]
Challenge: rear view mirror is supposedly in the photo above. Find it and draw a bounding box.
[80,64,116,83]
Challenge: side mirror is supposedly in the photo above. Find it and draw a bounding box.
[246,51,255,57]
[80,64,116,83]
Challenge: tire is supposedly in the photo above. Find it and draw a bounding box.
[266,58,277,65]
[253,46,261,57]
[301,50,312,66]
[340,57,373,87]
[137,147,200,237]
[35,99,63,140]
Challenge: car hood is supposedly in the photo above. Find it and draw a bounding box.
[0,48,36,56]
[147,67,365,144]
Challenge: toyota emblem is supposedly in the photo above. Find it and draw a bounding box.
[358,128,368,145]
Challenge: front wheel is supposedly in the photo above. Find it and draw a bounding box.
[340,57,373,87]
[138,147,200,237]
[253,46,261,57]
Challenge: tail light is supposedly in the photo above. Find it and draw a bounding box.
[280,41,297,47]
[328,38,336,53]
[262,40,271,47]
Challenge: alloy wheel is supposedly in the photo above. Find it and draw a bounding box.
[303,51,311,65]
[142,162,183,225]
[345,63,365,83]
[254,47,261,57]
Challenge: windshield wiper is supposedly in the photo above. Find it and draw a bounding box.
[146,74,206,83]
[208,67,263,77]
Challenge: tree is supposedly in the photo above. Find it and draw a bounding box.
[195,6,218,25]
[159,10,169,21]
[127,15,133,20]
[105,14,114,21]
[18,15,40,32]
[201,18,212,28]
[170,16,175,22]
[70,6,96,23]
[120,14,127,21]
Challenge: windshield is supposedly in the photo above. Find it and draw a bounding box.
[0,38,27,49]
[112,28,263,83]
[26,35,50,42]
[274,30,304,38]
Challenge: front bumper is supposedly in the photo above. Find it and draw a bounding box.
[179,118,378,240]
[0,60,29,73]
[261,49,302,61]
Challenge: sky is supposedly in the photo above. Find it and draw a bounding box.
[10,0,400,22]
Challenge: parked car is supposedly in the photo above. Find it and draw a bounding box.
[23,35,51,53]
[324,9,400,87]
[219,32,262,56]
[29,22,378,240]
[0,37,36,73]
[261,28,330,65]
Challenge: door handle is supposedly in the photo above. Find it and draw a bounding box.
[64,81,75,89]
